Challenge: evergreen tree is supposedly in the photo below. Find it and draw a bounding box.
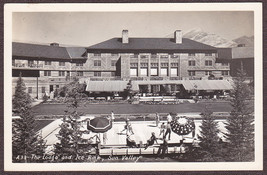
[54,79,87,162]
[224,69,254,161]
[12,74,46,162]
[198,107,224,161]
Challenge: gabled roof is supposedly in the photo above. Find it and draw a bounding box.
[66,47,87,59]
[87,38,217,52]
[12,42,86,60]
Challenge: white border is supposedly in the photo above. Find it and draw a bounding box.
[4,3,263,171]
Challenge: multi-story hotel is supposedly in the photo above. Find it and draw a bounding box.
[12,30,233,99]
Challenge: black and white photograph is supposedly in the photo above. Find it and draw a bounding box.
[4,3,263,171]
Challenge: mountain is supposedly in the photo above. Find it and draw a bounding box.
[233,36,254,47]
[182,28,238,48]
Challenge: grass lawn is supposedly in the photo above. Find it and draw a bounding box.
[34,119,54,132]
[32,101,234,116]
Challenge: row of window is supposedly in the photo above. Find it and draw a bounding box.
[189,60,213,66]
[28,87,46,94]
[130,68,229,77]
[188,70,229,76]
[130,67,178,77]
[43,71,116,77]
[130,62,179,68]
[93,53,214,57]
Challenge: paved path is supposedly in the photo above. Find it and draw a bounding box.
[33,102,232,115]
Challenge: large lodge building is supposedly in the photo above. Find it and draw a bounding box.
[12,30,253,99]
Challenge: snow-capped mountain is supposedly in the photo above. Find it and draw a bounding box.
[182,28,238,48]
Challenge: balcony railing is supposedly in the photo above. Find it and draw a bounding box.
[13,63,44,68]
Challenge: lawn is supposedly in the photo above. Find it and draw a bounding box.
[34,119,54,132]
[32,101,233,116]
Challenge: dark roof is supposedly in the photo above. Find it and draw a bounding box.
[217,48,232,60]
[87,38,217,52]
[232,47,254,59]
[12,42,86,60]
[66,47,87,58]
[217,46,254,61]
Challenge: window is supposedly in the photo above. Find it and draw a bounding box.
[93,72,101,77]
[171,63,178,67]
[111,72,116,77]
[94,60,101,67]
[76,62,83,66]
[205,71,212,75]
[140,68,148,76]
[171,54,179,58]
[12,59,15,66]
[45,61,52,65]
[205,60,212,66]
[151,54,158,58]
[58,71,65,76]
[160,54,169,58]
[42,87,46,93]
[130,68,138,77]
[161,68,168,76]
[111,60,117,66]
[56,85,59,89]
[205,53,212,56]
[150,68,158,76]
[171,68,178,76]
[130,54,138,58]
[77,71,84,77]
[130,63,138,67]
[59,62,65,66]
[188,60,196,66]
[188,71,196,76]
[94,53,101,56]
[222,71,229,76]
[151,63,158,67]
[44,70,51,76]
[28,87,32,94]
[28,60,34,65]
[140,55,149,59]
[140,63,148,67]
[161,63,168,67]
[222,63,229,66]
[189,53,195,56]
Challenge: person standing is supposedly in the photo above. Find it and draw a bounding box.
[157,138,168,158]
[111,111,115,123]
[155,112,160,127]
[164,122,172,140]
[159,122,166,137]
[167,113,172,123]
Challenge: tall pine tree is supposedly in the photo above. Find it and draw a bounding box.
[54,78,87,162]
[224,69,254,161]
[198,107,225,161]
[12,74,46,162]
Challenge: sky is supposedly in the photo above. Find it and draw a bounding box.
[12,11,254,47]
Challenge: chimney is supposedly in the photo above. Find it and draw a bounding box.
[50,43,59,47]
[174,30,182,44]
[122,30,129,44]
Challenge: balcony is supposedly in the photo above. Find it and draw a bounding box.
[13,63,44,69]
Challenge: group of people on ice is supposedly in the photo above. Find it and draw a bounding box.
[118,112,176,157]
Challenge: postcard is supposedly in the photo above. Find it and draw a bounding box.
[4,2,263,171]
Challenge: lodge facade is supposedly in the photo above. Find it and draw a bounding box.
[12,30,239,99]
